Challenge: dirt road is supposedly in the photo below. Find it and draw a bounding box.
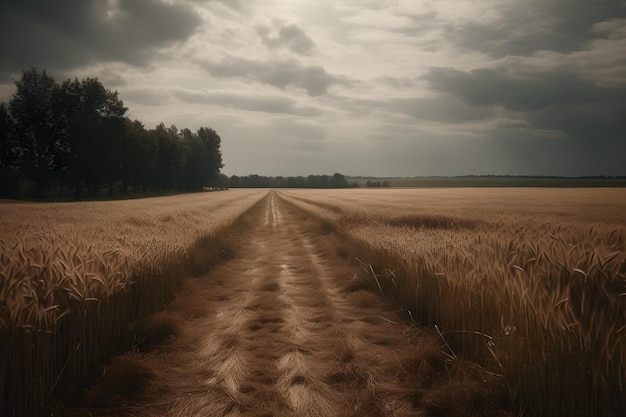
[81,193,501,417]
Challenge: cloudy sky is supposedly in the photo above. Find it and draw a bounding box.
[1,0,625,176]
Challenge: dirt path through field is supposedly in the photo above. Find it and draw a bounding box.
[82,192,483,417]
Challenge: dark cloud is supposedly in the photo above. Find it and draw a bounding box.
[171,89,323,116]
[1,0,623,177]
[199,55,349,96]
[0,0,201,79]
[423,67,614,111]
[256,22,317,55]
[451,0,626,57]
[363,119,624,176]
[421,66,626,174]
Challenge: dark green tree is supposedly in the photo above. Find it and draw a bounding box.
[274,176,285,187]
[60,77,127,197]
[8,68,63,196]
[216,173,228,188]
[151,123,186,191]
[182,131,205,190]
[229,175,241,188]
[196,127,223,186]
[331,172,348,188]
[0,103,20,196]
[2,67,226,199]
[181,127,224,190]
[119,119,157,193]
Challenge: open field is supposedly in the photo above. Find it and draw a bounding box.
[348,176,626,188]
[0,190,267,416]
[279,188,626,416]
[63,194,512,417]
[2,188,625,416]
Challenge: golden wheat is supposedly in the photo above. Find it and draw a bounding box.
[0,189,268,417]
[278,188,626,417]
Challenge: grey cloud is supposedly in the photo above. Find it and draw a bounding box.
[423,67,617,111]
[451,0,626,57]
[479,127,625,176]
[123,87,173,106]
[215,117,334,176]
[491,118,531,129]
[0,0,201,79]
[190,0,243,9]
[364,121,622,176]
[171,89,322,116]
[391,94,493,123]
[393,11,440,42]
[377,76,418,89]
[257,23,317,55]
[272,119,329,150]
[422,66,626,173]
[200,55,349,96]
[362,126,516,176]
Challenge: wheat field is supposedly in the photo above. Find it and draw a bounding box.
[2,187,625,416]
[0,190,267,417]
[278,188,626,416]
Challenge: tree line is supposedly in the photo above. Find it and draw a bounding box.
[226,173,356,188]
[0,68,223,199]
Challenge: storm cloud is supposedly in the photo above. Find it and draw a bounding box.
[0,0,201,80]
[423,67,626,146]
[450,0,626,57]
[0,0,624,176]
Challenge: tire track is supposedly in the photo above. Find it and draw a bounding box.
[82,192,490,417]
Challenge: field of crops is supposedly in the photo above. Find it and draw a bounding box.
[278,188,626,416]
[0,190,267,417]
[2,187,625,416]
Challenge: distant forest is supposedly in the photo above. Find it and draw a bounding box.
[226,173,355,188]
[0,68,223,199]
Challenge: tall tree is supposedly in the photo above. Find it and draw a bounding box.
[60,77,127,197]
[196,126,223,185]
[151,123,186,191]
[0,103,20,196]
[181,127,224,190]
[181,128,202,190]
[119,119,156,193]
[3,67,226,199]
[8,68,62,195]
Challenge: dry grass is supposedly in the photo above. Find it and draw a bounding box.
[278,188,626,417]
[138,312,185,351]
[82,354,156,409]
[0,190,267,417]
